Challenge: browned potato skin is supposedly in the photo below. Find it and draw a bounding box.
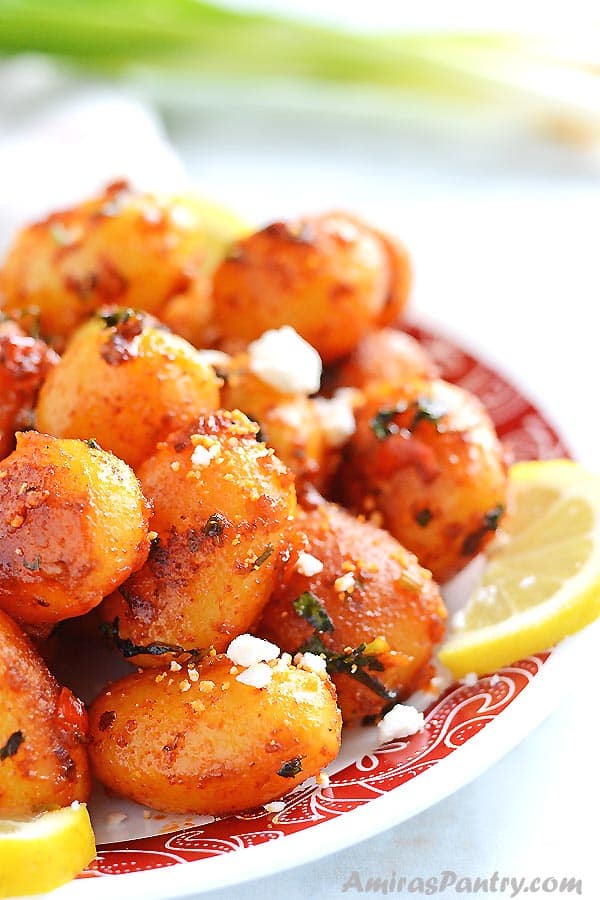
[212,213,392,363]
[36,311,221,470]
[101,410,296,665]
[0,330,59,460]
[257,502,445,724]
[88,654,340,814]
[0,432,151,630]
[0,609,90,815]
[338,379,508,584]
[331,328,438,394]
[0,181,220,351]
[220,355,332,493]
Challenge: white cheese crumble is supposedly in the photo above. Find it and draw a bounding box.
[295,551,324,577]
[247,326,322,395]
[334,572,355,594]
[191,442,220,467]
[294,651,327,674]
[226,633,280,667]
[461,672,478,687]
[235,662,273,689]
[377,704,424,744]
[264,800,286,814]
[313,391,356,447]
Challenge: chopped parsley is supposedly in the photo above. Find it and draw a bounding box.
[462,504,506,556]
[253,544,274,570]
[102,617,204,662]
[484,504,505,532]
[0,730,24,761]
[98,308,138,328]
[204,513,228,538]
[22,555,41,572]
[415,508,433,528]
[293,592,334,633]
[277,756,304,778]
[85,438,101,450]
[297,634,398,703]
[371,397,447,441]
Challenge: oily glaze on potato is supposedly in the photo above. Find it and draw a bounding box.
[339,379,508,583]
[88,653,340,814]
[101,410,296,665]
[0,181,245,350]
[257,502,446,724]
[0,609,90,816]
[0,432,151,631]
[331,328,438,394]
[0,327,59,460]
[213,213,395,363]
[36,310,221,469]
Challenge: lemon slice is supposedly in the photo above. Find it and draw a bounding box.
[439,459,600,677]
[0,803,95,897]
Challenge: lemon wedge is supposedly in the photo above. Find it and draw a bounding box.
[0,803,95,897]
[439,459,600,677]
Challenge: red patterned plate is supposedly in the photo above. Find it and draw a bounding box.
[56,322,590,900]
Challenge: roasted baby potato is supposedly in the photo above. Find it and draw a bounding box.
[0,327,59,460]
[0,181,246,350]
[0,432,151,630]
[331,328,438,394]
[213,213,397,363]
[339,379,508,583]
[36,309,221,469]
[0,609,90,816]
[101,410,296,665]
[370,229,412,326]
[257,501,446,724]
[88,651,340,814]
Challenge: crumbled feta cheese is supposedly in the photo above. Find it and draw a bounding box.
[334,572,356,594]
[294,651,327,674]
[377,704,424,744]
[313,392,356,447]
[191,442,220,467]
[273,652,293,672]
[70,800,80,810]
[461,672,478,687]
[247,326,322,395]
[295,551,324,577]
[264,800,286,814]
[236,662,273,689]
[197,349,231,369]
[227,634,280,667]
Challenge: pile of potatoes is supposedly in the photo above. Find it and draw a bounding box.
[0,182,507,820]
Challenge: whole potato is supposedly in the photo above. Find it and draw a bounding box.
[371,229,413,326]
[88,652,341,814]
[257,502,446,724]
[0,181,246,350]
[0,609,90,816]
[0,432,151,630]
[101,410,296,665]
[0,329,59,460]
[339,379,508,583]
[331,328,438,394]
[212,213,393,363]
[36,309,221,469]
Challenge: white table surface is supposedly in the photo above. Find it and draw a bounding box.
[0,49,598,899]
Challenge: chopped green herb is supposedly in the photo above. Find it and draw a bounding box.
[102,617,204,661]
[277,756,304,778]
[371,397,447,441]
[98,308,138,328]
[253,544,274,570]
[462,504,506,556]
[415,508,433,527]
[85,438,101,450]
[22,555,41,571]
[484,504,505,532]
[204,512,228,538]
[297,634,397,702]
[410,396,447,429]
[293,592,334,633]
[371,407,403,440]
[0,730,24,761]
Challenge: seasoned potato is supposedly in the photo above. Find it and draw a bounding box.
[257,502,446,724]
[220,352,332,492]
[36,309,221,469]
[101,410,296,665]
[0,432,151,630]
[371,230,412,326]
[213,213,395,363]
[339,379,508,583]
[331,328,438,394]
[0,181,246,350]
[0,609,90,815]
[88,651,340,814]
[0,328,59,460]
